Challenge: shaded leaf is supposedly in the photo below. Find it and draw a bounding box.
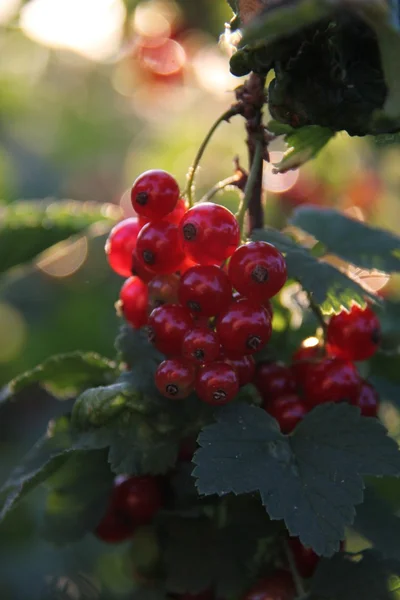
[193,402,400,556]
[0,200,119,275]
[291,207,400,273]
[0,352,117,403]
[72,380,134,429]
[369,376,400,410]
[252,228,378,312]
[273,126,334,172]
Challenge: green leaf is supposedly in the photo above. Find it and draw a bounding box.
[291,207,400,273]
[272,126,334,173]
[226,0,238,14]
[161,498,276,596]
[1,352,117,403]
[311,550,400,600]
[72,380,135,429]
[0,199,119,275]
[0,416,79,521]
[369,377,400,410]
[353,488,400,562]
[252,228,378,313]
[41,449,113,544]
[193,402,400,556]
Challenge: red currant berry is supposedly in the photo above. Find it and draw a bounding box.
[136,221,185,274]
[356,381,379,417]
[243,571,295,600]
[148,304,193,355]
[288,537,320,578]
[119,277,149,329]
[304,358,361,407]
[131,170,179,220]
[195,361,239,405]
[327,305,381,362]
[182,327,220,364]
[179,203,240,265]
[95,509,135,543]
[164,197,187,225]
[178,437,198,463]
[155,358,195,399]
[255,362,296,401]
[233,293,273,319]
[179,265,232,316]
[216,299,272,357]
[292,340,323,388]
[228,241,287,301]
[265,395,308,434]
[105,217,141,277]
[148,274,180,311]
[132,248,155,283]
[112,476,162,525]
[224,355,256,387]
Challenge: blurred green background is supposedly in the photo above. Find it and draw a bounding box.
[1,0,400,597]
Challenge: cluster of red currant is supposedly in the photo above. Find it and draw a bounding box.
[255,304,381,434]
[106,169,287,406]
[95,474,162,543]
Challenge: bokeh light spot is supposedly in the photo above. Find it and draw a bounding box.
[263,152,299,193]
[37,236,88,278]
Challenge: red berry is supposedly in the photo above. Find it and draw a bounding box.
[112,476,162,525]
[132,248,155,283]
[224,355,256,387]
[179,265,232,316]
[304,358,361,407]
[179,203,240,265]
[131,170,179,220]
[164,197,187,225]
[288,537,320,578]
[264,298,274,319]
[265,395,308,434]
[148,304,193,355]
[327,305,381,362]
[216,299,272,357]
[105,217,141,277]
[195,361,239,405]
[356,381,379,417]
[228,241,287,301]
[182,327,220,364]
[292,341,323,388]
[136,221,185,275]
[178,437,198,463]
[243,571,295,600]
[119,277,149,329]
[254,362,296,401]
[155,358,195,399]
[148,274,180,311]
[95,510,135,543]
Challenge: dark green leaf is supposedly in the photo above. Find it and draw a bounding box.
[291,207,400,273]
[369,376,400,410]
[311,550,400,600]
[353,488,400,561]
[41,449,113,544]
[0,352,117,403]
[252,228,378,312]
[193,402,400,556]
[0,200,119,275]
[273,126,334,172]
[72,381,135,429]
[0,417,79,521]
[226,0,238,14]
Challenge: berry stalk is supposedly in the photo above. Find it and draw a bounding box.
[283,537,306,599]
[236,139,263,240]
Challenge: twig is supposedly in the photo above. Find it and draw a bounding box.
[236,140,263,241]
[307,291,328,339]
[283,538,306,599]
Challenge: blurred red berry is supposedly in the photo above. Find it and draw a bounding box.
[119,277,149,329]
[105,217,142,277]
[327,305,381,362]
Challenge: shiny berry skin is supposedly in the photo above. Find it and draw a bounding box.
[243,571,295,600]
[356,381,379,417]
[254,362,296,401]
[292,342,323,388]
[216,299,272,357]
[148,304,193,355]
[288,537,320,578]
[155,358,195,399]
[132,248,155,282]
[179,203,240,265]
[95,510,135,543]
[195,361,239,405]
[139,197,187,227]
[105,217,141,277]
[265,395,308,434]
[224,355,256,387]
[136,221,185,275]
[179,265,232,316]
[148,274,180,311]
[130,170,179,220]
[119,277,149,329]
[112,476,162,525]
[182,327,220,364]
[304,358,361,407]
[327,305,381,362]
[228,241,287,301]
